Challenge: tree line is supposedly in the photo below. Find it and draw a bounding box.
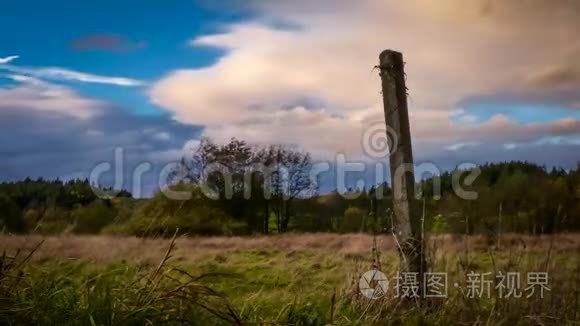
[1,138,579,236]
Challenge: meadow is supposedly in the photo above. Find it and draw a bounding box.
[1,233,579,325]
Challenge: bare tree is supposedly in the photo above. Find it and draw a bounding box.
[174,138,315,233]
[174,137,217,185]
[263,145,315,233]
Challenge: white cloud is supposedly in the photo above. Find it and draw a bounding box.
[0,55,19,64]
[0,64,144,87]
[445,142,481,152]
[0,74,103,119]
[150,0,580,159]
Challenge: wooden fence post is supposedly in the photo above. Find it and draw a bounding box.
[378,50,425,288]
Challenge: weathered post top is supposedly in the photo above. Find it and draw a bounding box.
[379,49,404,68]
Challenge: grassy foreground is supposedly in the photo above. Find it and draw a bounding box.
[1,233,579,325]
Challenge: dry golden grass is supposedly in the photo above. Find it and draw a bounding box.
[1,233,579,264]
[1,233,579,325]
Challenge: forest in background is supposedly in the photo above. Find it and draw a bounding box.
[1,138,579,237]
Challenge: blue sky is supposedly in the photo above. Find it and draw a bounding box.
[0,0,245,115]
[0,1,240,74]
[1,0,579,196]
[453,101,580,124]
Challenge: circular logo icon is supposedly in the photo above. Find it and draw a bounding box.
[361,121,398,159]
[359,269,389,299]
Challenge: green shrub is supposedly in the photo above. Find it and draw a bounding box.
[115,185,238,237]
[430,214,448,233]
[35,220,69,235]
[71,200,115,234]
[340,206,366,233]
[23,208,42,230]
[0,195,24,232]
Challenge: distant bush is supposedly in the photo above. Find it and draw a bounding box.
[112,185,240,237]
[22,209,42,230]
[340,207,366,233]
[430,214,448,233]
[0,195,24,233]
[35,220,69,235]
[290,214,334,232]
[71,200,115,234]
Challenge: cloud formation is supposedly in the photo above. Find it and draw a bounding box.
[150,0,580,163]
[3,0,579,196]
[0,64,144,87]
[0,55,19,64]
[0,75,102,119]
[0,78,202,196]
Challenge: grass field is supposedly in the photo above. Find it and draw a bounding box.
[1,233,579,325]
